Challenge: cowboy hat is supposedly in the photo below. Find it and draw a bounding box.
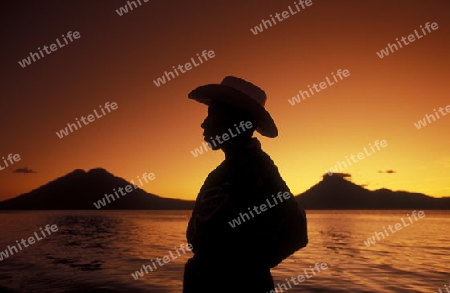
[188,76,278,138]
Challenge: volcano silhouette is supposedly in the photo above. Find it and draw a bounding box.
[1,170,448,210]
[296,173,450,209]
[0,168,194,210]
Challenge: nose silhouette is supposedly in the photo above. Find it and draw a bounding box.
[201,115,213,131]
[201,118,207,130]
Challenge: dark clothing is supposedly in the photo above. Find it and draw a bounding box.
[183,257,274,293]
[184,138,307,292]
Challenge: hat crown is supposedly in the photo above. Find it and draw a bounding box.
[220,76,266,107]
[188,75,278,137]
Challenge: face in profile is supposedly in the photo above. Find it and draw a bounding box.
[201,101,254,150]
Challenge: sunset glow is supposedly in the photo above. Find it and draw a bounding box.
[1,0,449,201]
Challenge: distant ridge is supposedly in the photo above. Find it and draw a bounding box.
[296,173,450,209]
[0,170,448,210]
[0,168,195,210]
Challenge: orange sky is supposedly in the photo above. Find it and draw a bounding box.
[0,0,449,201]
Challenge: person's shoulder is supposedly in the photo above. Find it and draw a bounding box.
[255,148,291,190]
[253,148,280,173]
[204,160,228,179]
[232,149,281,187]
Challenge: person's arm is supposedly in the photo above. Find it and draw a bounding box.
[266,193,308,268]
[186,182,237,255]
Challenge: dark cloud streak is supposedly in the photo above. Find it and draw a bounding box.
[12,167,37,174]
[378,170,396,174]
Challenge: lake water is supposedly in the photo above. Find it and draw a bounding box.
[0,210,449,292]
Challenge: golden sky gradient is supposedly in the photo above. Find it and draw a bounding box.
[0,0,449,201]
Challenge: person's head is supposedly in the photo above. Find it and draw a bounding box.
[188,76,278,151]
[201,101,255,150]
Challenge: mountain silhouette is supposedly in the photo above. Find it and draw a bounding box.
[0,170,448,210]
[296,173,450,209]
[0,168,195,210]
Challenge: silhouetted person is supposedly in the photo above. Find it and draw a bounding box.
[184,76,308,293]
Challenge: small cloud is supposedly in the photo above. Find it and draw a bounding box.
[323,172,351,178]
[378,170,396,174]
[12,167,37,174]
[335,173,351,178]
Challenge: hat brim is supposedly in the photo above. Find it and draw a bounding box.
[188,84,278,138]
